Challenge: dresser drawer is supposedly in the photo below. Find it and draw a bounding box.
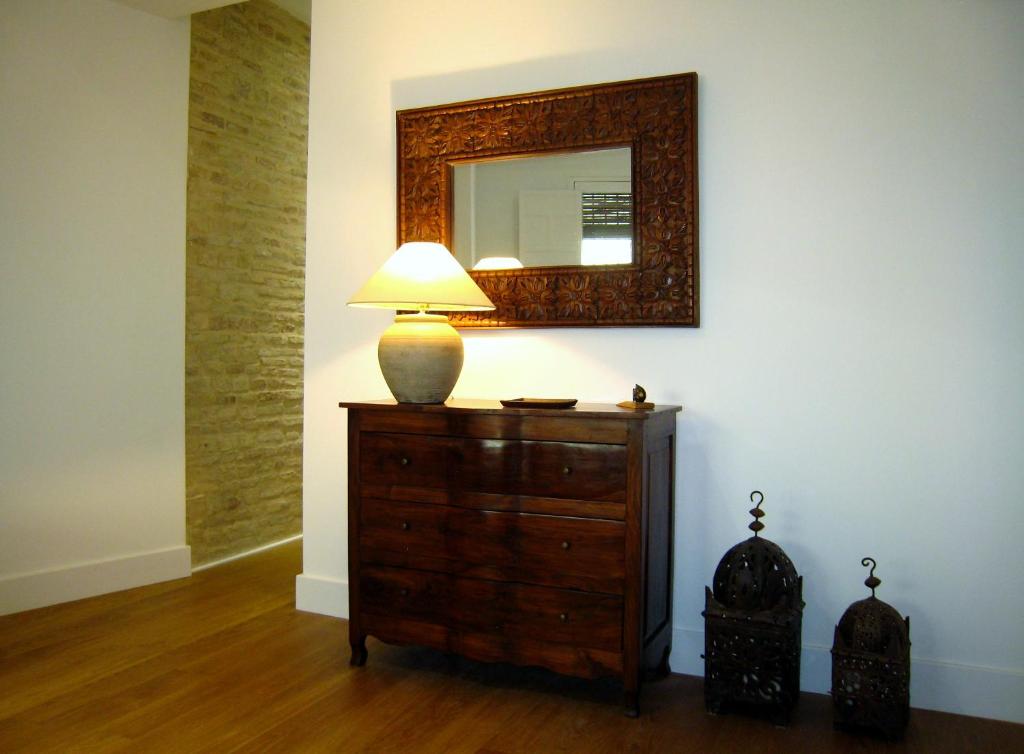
[359,498,625,594]
[359,432,627,503]
[360,565,623,652]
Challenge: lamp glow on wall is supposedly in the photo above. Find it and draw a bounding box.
[347,242,495,403]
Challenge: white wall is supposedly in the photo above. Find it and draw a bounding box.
[300,0,1024,722]
[0,0,190,613]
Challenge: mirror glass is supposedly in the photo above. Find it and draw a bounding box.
[450,147,632,270]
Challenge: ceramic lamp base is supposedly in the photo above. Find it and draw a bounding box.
[378,313,464,403]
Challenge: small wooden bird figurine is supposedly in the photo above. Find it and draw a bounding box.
[617,384,654,410]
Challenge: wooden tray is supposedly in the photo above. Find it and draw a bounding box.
[499,398,578,409]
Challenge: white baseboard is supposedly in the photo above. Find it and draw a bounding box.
[671,626,1024,724]
[0,545,191,617]
[295,573,348,618]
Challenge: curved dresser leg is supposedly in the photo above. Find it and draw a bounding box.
[623,690,640,718]
[656,646,671,678]
[349,636,367,667]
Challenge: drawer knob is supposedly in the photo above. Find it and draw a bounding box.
[401,521,410,531]
[562,466,572,475]
[561,540,571,550]
[559,612,569,623]
[399,456,410,467]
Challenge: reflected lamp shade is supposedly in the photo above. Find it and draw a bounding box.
[472,256,525,271]
[348,242,495,403]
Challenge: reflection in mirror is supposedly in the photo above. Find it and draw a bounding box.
[472,256,523,271]
[451,147,632,270]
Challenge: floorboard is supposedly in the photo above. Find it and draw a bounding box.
[1,541,1020,753]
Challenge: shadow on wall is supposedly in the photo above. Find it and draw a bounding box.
[389,45,664,112]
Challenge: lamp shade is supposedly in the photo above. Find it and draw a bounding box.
[348,242,495,312]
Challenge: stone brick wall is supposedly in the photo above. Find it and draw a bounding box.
[185,0,308,566]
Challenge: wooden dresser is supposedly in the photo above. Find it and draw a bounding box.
[340,399,681,714]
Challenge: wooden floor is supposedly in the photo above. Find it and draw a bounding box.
[1,542,1020,753]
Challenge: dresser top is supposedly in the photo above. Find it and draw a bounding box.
[339,399,682,420]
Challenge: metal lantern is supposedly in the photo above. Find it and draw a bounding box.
[832,558,911,739]
[703,491,804,725]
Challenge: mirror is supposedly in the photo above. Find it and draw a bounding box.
[397,72,698,328]
[451,147,633,270]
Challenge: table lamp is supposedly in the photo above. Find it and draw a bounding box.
[347,242,495,403]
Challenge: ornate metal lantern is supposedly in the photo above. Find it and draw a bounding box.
[832,558,911,739]
[703,491,804,725]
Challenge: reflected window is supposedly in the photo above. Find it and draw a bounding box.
[581,192,632,265]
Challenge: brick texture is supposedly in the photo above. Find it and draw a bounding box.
[185,0,308,566]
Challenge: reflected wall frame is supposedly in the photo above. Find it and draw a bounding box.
[397,72,699,328]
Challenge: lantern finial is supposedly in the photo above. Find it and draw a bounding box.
[862,557,881,597]
[748,490,765,536]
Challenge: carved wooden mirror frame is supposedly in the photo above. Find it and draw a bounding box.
[397,72,698,328]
